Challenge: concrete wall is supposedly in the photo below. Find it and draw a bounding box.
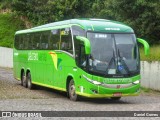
[0,47,160,91]
[141,61,160,91]
[0,47,13,68]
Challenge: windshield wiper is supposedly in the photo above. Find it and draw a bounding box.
[117,49,131,75]
[105,51,116,75]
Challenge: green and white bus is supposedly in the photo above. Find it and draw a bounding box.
[14,19,149,101]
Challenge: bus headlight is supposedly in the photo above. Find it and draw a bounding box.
[92,81,102,85]
[82,75,102,85]
[133,80,140,84]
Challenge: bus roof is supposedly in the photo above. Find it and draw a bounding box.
[15,18,134,34]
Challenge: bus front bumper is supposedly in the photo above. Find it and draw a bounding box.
[76,83,140,98]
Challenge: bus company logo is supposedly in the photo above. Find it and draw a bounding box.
[105,28,120,31]
[49,52,58,70]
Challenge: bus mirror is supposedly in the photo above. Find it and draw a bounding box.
[137,38,150,56]
[76,36,91,54]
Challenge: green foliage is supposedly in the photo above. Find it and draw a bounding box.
[101,0,160,44]
[12,0,59,24]
[0,0,160,49]
[0,0,13,9]
[10,0,160,44]
[12,0,95,25]
[0,14,25,47]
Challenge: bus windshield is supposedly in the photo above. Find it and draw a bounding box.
[87,32,140,77]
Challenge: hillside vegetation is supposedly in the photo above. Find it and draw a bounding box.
[0,13,25,47]
[0,0,159,61]
[11,0,160,45]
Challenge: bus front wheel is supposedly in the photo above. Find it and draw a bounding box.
[27,72,34,90]
[68,80,78,101]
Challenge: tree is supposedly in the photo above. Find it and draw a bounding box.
[100,0,160,44]
[11,0,160,44]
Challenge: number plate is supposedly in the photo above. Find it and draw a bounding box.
[113,92,122,97]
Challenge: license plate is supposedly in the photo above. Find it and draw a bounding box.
[113,92,122,97]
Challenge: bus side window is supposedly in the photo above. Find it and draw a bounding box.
[41,31,50,50]
[24,34,30,50]
[14,35,19,49]
[72,25,86,67]
[79,45,86,67]
[50,29,60,50]
[71,25,85,37]
[32,33,41,50]
[28,34,33,50]
[60,28,73,54]
[19,35,24,50]
[74,40,86,68]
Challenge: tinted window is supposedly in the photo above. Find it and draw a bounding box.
[72,26,85,37]
[19,35,25,49]
[74,40,86,69]
[60,28,73,54]
[24,34,30,50]
[41,31,50,50]
[50,29,60,50]
[32,33,41,49]
[72,26,85,56]
[15,34,25,50]
[15,28,72,51]
[14,35,19,49]
[28,34,33,49]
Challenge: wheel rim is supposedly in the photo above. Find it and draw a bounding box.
[27,75,31,88]
[22,74,26,87]
[28,78,31,88]
[70,84,76,97]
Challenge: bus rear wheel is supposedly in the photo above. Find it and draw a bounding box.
[22,72,27,88]
[21,72,24,86]
[27,72,34,90]
[68,80,78,101]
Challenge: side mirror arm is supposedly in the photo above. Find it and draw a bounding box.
[137,38,150,56]
[76,36,91,55]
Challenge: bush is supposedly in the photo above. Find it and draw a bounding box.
[0,13,25,48]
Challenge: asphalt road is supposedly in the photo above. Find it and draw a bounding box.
[0,67,160,119]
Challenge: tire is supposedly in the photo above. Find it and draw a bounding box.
[68,79,78,101]
[27,72,34,90]
[111,97,121,101]
[22,72,27,88]
[21,72,24,86]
